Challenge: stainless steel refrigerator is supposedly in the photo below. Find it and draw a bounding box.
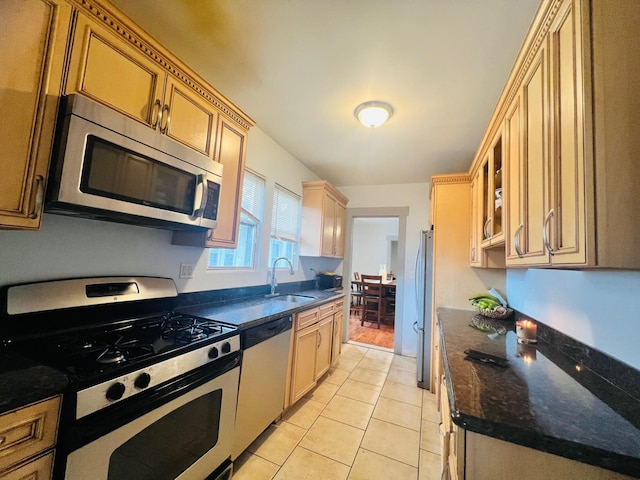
[414,229,433,390]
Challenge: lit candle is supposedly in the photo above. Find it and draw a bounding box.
[516,320,538,344]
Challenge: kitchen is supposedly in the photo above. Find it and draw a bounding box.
[1,0,639,479]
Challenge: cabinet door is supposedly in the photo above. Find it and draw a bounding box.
[333,201,346,258]
[331,307,343,366]
[0,0,71,229]
[519,41,550,264]
[164,76,218,158]
[547,0,587,265]
[315,316,333,380]
[66,13,166,127]
[291,326,318,404]
[469,172,482,266]
[321,194,337,257]
[206,116,247,248]
[505,93,527,264]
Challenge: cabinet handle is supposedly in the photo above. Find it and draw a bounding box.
[441,460,451,480]
[28,175,44,219]
[514,224,524,258]
[151,99,162,129]
[318,332,322,347]
[160,104,171,134]
[542,209,556,256]
[483,218,492,239]
[470,247,475,262]
[0,435,5,445]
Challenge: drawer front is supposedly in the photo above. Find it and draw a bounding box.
[319,302,334,319]
[0,397,60,472]
[0,451,54,480]
[333,299,344,312]
[296,307,319,330]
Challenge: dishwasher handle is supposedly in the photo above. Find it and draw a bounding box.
[242,315,292,349]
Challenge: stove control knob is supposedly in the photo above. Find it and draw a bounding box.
[221,342,231,354]
[208,346,219,359]
[134,372,151,390]
[106,382,126,401]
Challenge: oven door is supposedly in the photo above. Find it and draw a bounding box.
[63,356,239,480]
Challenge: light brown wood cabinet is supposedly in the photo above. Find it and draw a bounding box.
[63,0,254,246]
[172,115,248,248]
[469,132,506,268]
[0,396,61,480]
[478,130,505,248]
[66,11,219,159]
[474,0,640,269]
[288,297,343,407]
[331,299,344,367]
[431,175,506,389]
[0,0,72,229]
[300,181,348,258]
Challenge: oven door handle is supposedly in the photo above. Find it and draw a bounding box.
[65,352,241,451]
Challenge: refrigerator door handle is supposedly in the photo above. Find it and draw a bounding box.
[414,240,422,321]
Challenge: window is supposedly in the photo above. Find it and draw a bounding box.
[269,184,301,268]
[208,170,265,268]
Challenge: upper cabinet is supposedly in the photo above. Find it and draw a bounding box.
[0,0,72,229]
[479,130,505,248]
[2,0,254,236]
[172,115,248,248]
[300,181,348,258]
[506,0,640,269]
[66,10,220,159]
[475,0,640,269]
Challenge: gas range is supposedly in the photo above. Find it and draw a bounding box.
[2,277,242,480]
[1,277,239,414]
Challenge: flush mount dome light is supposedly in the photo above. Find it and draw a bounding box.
[354,101,394,128]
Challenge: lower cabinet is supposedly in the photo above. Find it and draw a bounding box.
[288,297,344,407]
[0,396,61,480]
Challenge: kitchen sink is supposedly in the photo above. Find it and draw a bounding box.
[272,294,315,303]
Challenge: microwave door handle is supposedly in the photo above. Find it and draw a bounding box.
[192,174,208,220]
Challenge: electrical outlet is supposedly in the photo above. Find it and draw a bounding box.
[179,263,194,279]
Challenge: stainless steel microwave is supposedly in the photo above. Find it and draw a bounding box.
[46,94,223,230]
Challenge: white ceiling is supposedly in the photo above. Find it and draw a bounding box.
[110,0,541,187]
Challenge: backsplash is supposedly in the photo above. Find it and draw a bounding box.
[514,311,640,403]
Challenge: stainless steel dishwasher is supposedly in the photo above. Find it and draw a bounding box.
[232,315,293,459]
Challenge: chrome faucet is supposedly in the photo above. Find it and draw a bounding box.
[266,256,295,297]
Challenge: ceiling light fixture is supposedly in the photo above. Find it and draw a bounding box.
[354,101,394,128]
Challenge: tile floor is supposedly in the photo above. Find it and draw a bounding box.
[233,343,442,480]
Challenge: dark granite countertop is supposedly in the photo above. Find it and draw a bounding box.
[0,350,68,415]
[437,307,640,478]
[177,288,345,330]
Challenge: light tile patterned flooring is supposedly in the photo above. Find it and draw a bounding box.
[233,343,441,480]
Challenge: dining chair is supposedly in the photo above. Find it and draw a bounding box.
[360,274,383,328]
[350,274,363,318]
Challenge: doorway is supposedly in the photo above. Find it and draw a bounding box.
[347,217,399,350]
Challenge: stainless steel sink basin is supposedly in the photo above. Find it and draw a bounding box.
[272,294,314,303]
